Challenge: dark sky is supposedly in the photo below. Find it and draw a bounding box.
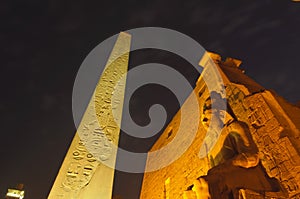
[1,0,300,199]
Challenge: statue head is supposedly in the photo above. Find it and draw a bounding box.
[201,91,233,130]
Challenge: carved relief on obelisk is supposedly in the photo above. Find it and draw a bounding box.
[48,32,131,199]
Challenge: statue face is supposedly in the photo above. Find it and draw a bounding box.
[202,109,227,131]
[201,109,212,130]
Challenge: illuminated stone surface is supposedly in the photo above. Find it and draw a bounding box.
[140,52,300,198]
[48,32,131,199]
[5,189,25,199]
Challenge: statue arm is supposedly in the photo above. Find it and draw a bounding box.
[232,152,259,168]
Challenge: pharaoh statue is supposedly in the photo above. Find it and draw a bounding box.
[192,92,281,199]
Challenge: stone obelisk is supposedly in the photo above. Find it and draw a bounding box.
[48,32,131,199]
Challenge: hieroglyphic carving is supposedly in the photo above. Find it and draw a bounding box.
[49,133,100,199]
[140,52,300,199]
[48,32,131,199]
[226,83,300,198]
[81,120,113,161]
[61,139,98,192]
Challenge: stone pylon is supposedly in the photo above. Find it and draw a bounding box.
[140,52,300,199]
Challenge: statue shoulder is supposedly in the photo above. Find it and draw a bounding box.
[226,120,249,133]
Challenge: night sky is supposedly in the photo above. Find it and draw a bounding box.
[1,1,300,199]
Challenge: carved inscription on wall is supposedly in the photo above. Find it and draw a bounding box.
[226,83,300,198]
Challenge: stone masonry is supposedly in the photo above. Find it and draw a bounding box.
[140,52,300,199]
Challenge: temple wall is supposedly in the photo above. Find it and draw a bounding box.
[226,85,300,198]
[140,53,300,199]
[140,78,212,199]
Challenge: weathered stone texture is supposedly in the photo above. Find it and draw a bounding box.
[48,32,131,199]
[140,52,300,199]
